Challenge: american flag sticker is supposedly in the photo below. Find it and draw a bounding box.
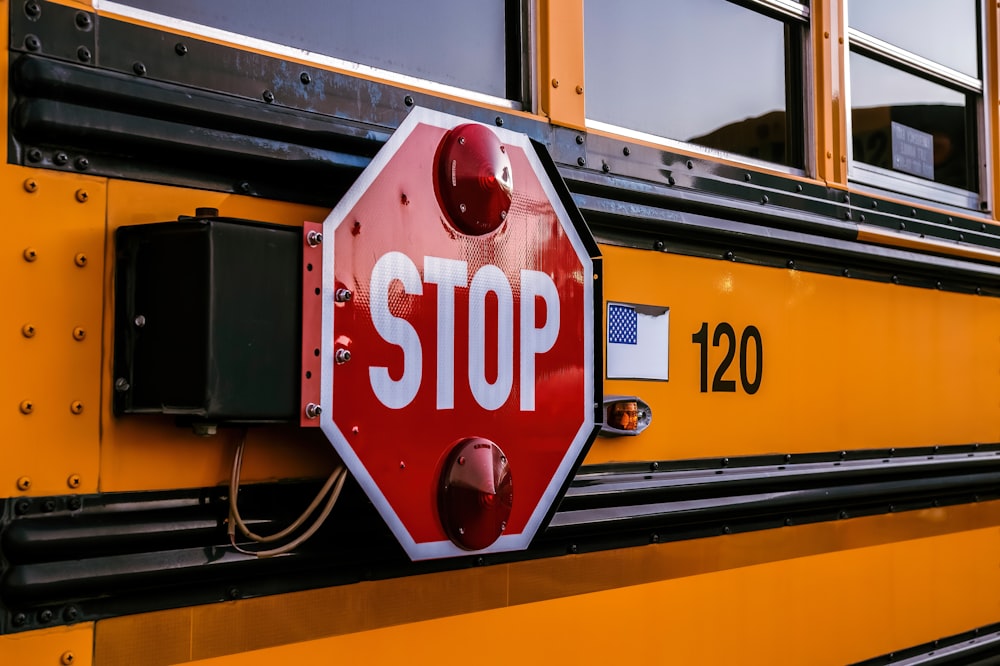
[606,302,669,380]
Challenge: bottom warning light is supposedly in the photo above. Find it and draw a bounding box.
[438,437,513,550]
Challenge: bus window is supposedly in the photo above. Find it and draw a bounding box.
[583,0,808,170]
[846,0,985,209]
[99,0,522,103]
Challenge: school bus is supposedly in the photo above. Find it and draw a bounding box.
[3,1,1000,664]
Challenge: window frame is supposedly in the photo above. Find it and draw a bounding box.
[844,1,990,211]
[583,0,812,175]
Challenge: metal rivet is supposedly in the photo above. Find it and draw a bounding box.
[724,251,735,261]
[23,247,38,262]
[15,500,30,515]
[575,135,584,145]
[39,609,53,623]
[910,208,917,217]
[77,46,91,62]
[892,275,899,284]
[601,161,610,173]
[25,34,41,51]
[26,2,41,18]
[305,403,322,419]
[653,240,664,251]
[22,324,36,338]
[760,195,768,205]
[795,184,803,193]
[67,474,81,489]
[133,61,146,76]
[495,117,504,127]
[134,314,146,328]
[786,260,795,269]
[74,253,88,267]
[239,181,251,194]
[858,214,866,222]
[744,173,752,182]
[75,11,92,29]
[17,476,31,491]
[263,90,274,103]
[568,544,577,554]
[27,148,42,162]
[114,377,130,392]
[23,178,38,193]
[68,497,81,511]
[335,288,353,302]
[70,401,84,415]
[12,612,27,627]
[667,176,675,186]
[936,281,942,290]
[54,152,69,165]
[175,42,188,55]
[75,188,89,203]
[72,327,86,341]
[839,511,848,519]
[575,85,584,94]
[62,607,79,624]
[75,156,89,171]
[650,461,659,471]
[686,160,694,169]
[19,401,33,415]
[842,268,851,277]
[623,146,631,156]
[335,348,352,364]
[784,518,793,526]
[723,526,731,534]
[551,78,559,88]
[300,72,311,84]
[404,95,414,107]
[577,157,585,166]
[306,230,323,247]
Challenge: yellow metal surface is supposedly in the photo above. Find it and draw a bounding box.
[0,623,94,666]
[590,244,1000,464]
[99,180,339,492]
[95,500,1000,665]
[814,0,848,186]
[1,167,106,498]
[538,0,586,129]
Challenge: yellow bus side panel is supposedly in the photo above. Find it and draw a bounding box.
[593,244,1000,463]
[0,623,94,666]
[95,501,1000,665]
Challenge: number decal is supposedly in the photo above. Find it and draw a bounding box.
[740,325,763,394]
[711,322,737,392]
[692,322,763,394]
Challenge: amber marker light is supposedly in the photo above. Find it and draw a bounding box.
[435,123,513,236]
[438,437,513,550]
[600,395,652,437]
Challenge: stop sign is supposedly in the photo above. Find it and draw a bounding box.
[315,108,598,560]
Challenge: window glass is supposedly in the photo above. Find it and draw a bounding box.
[111,0,511,99]
[850,52,971,190]
[848,0,978,77]
[585,0,799,167]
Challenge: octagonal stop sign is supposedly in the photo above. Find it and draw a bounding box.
[310,108,600,560]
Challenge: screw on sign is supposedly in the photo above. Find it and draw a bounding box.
[315,108,600,560]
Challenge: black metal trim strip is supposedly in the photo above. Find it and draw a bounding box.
[3,444,1000,633]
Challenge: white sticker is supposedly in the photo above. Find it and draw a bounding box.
[606,302,669,381]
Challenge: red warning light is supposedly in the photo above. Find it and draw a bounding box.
[438,437,513,550]
[435,123,513,236]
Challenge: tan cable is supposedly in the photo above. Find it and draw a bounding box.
[227,431,345,557]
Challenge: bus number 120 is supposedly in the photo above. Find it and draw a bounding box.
[692,322,763,394]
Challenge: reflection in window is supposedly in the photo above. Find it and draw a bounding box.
[108,0,515,100]
[584,0,805,168]
[850,54,971,190]
[848,0,982,199]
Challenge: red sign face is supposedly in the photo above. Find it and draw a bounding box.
[317,108,596,560]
